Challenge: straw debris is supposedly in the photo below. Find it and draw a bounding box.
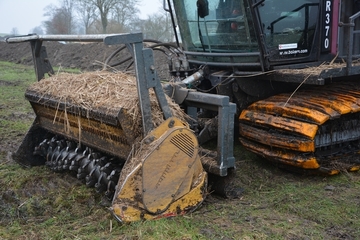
[277,60,360,76]
[27,71,188,136]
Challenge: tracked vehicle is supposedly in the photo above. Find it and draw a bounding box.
[6,0,360,222]
[167,0,360,174]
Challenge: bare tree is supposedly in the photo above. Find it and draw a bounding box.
[88,0,118,34]
[10,27,19,35]
[43,7,69,34]
[42,0,168,36]
[61,0,76,33]
[140,12,174,42]
[74,0,97,34]
[31,26,44,35]
[43,0,76,34]
[81,0,140,34]
[111,0,140,32]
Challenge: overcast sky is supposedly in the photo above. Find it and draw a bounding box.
[0,0,162,34]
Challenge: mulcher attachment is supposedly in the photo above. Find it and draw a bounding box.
[10,33,208,223]
[239,80,360,174]
[26,117,207,222]
[15,75,208,223]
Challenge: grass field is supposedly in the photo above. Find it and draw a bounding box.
[0,61,359,239]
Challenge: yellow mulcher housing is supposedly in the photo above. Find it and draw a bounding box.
[7,33,236,222]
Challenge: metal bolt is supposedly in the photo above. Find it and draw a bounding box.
[168,120,175,128]
[144,136,154,144]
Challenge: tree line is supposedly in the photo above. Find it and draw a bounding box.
[28,0,175,42]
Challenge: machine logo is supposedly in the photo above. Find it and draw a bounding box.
[322,0,332,52]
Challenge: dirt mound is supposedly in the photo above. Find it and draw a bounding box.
[0,40,170,78]
[0,41,116,70]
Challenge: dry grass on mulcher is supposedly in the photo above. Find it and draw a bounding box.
[27,71,188,137]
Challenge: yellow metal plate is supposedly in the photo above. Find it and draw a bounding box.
[240,110,318,139]
[270,94,340,119]
[239,124,315,152]
[142,127,198,214]
[240,138,320,169]
[248,100,329,125]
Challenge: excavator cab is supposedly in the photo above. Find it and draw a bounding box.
[173,0,260,67]
[172,0,359,70]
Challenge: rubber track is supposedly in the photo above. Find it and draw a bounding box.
[239,81,360,174]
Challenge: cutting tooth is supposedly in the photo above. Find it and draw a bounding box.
[95,172,108,193]
[86,165,99,187]
[33,137,124,199]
